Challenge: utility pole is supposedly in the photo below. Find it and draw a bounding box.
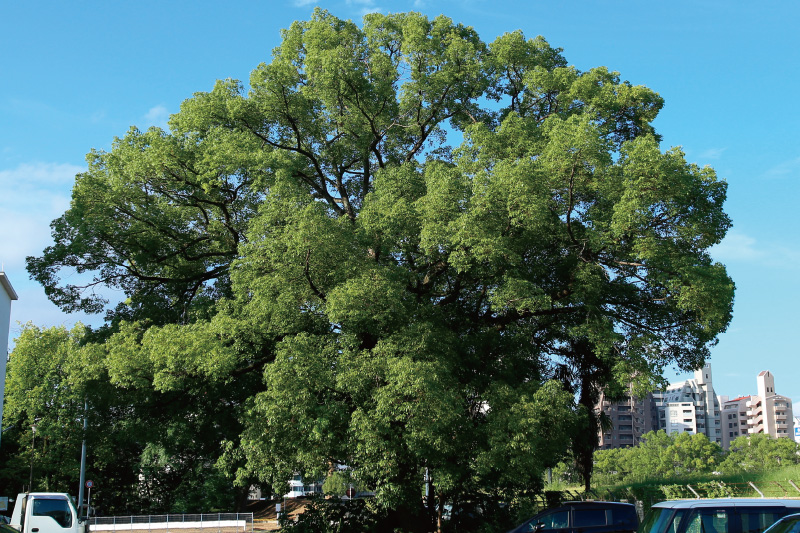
[29,420,38,492]
[78,399,88,516]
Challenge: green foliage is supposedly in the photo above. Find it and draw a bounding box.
[720,433,800,473]
[660,484,691,500]
[19,8,735,528]
[2,323,252,513]
[1,324,89,493]
[696,481,734,498]
[278,496,382,533]
[593,432,800,507]
[593,430,724,485]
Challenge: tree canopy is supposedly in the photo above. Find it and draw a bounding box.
[16,9,733,531]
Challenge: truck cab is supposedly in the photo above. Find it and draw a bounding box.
[9,494,84,533]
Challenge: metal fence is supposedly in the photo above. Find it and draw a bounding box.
[88,513,254,533]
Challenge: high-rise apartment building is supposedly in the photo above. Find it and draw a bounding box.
[596,387,658,450]
[720,395,750,449]
[652,364,722,445]
[597,364,722,450]
[720,370,794,449]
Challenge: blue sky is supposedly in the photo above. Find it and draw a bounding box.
[2,1,799,405]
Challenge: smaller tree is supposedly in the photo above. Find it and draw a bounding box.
[592,447,629,485]
[2,324,89,493]
[660,433,723,477]
[624,430,674,482]
[720,434,800,473]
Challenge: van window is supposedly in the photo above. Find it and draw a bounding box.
[640,509,688,533]
[538,510,569,529]
[574,509,607,527]
[684,509,729,533]
[32,498,72,528]
[612,507,638,528]
[739,509,785,533]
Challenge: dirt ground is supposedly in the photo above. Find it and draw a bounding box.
[245,498,308,531]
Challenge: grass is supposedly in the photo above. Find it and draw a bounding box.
[582,465,800,510]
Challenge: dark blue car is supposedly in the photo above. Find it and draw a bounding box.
[508,501,639,533]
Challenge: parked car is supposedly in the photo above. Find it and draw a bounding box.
[639,499,800,533]
[508,501,638,533]
[760,513,800,533]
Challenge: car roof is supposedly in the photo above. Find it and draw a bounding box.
[562,501,634,506]
[653,499,800,509]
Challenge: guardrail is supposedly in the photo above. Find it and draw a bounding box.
[88,513,253,533]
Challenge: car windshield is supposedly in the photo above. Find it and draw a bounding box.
[640,509,687,533]
[767,518,800,533]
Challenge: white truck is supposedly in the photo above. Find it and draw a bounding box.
[8,493,85,533]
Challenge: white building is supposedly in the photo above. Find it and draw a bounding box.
[654,364,722,445]
[751,371,794,438]
[794,415,800,443]
[719,371,794,449]
[0,271,19,450]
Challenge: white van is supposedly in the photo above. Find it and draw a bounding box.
[640,499,800,533]
[9,493,85,533]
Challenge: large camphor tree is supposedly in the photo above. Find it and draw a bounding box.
[23,9,733,531]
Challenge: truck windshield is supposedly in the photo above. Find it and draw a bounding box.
[32,498,72,528]
[640,509,687,533]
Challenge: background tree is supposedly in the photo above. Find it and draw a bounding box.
[594,430,726,485]
[659,433,723,477]
[23,9,733,531]
[2,325,91,494]
[720,433,800,473]
[1,323,251,513]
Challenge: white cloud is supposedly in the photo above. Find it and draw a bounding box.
[0,161,112,335]
[711,230,800,268]
[345,0,383,15]
[143,105,170,130]
[710,231,762,263]
[698,147,726,160]
[762,156,800,180]
[0,162,83,273]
